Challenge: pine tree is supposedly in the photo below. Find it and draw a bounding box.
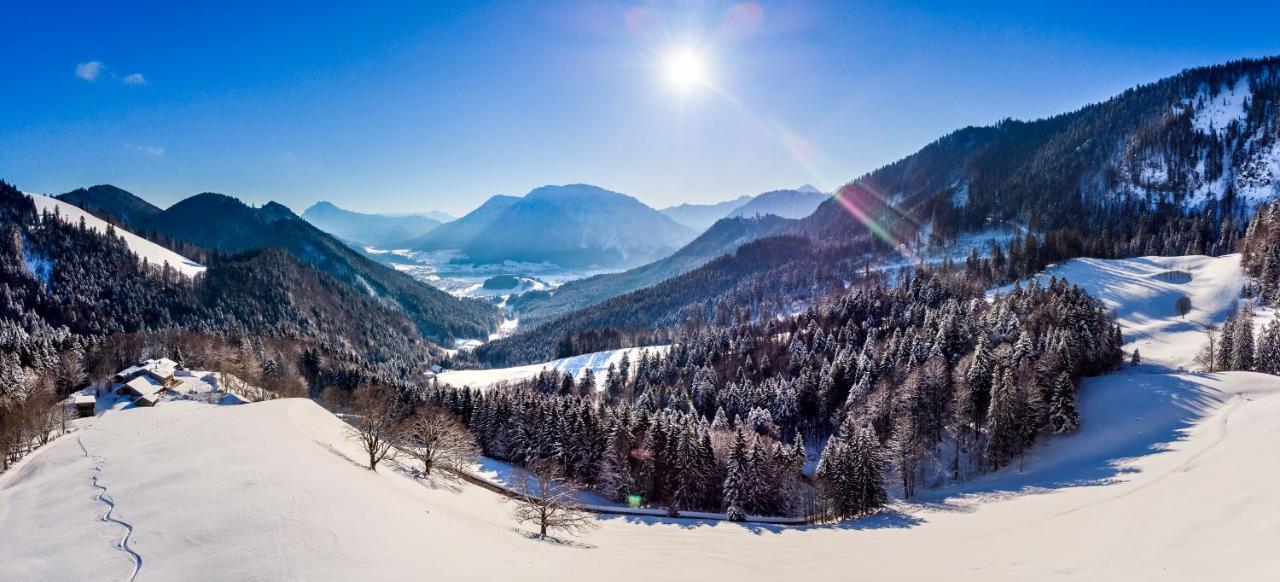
[985,368,1020,470]
[815,415,887,519]
[722,429,750,520]
[1046,372,1080,434]
[1231,305,1255,371]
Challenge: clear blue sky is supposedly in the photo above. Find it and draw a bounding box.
[2,1,1278,215]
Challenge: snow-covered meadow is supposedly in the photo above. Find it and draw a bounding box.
[4,253,1280,580]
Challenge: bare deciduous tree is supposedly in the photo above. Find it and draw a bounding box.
[346,385,403,471]
[404,404,478,479]
[1195,324,1218,372]
[505,459,597,540]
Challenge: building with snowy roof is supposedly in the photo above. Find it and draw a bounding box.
[114,358,180,387]
[117,375,166,400]
[72,394,96,417]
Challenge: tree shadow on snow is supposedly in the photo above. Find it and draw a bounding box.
[911,371,1226,510]
[513,528,597,549]
[593,508,923,535]
[597,371,1230,534]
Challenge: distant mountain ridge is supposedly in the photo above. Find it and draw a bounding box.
[402,184,694,268]
[659,186,826,233]
[727,186,828,220]
[660,195,753,232]
[55,186,499,343]
[508,214,794,325]
[302,201,442,247]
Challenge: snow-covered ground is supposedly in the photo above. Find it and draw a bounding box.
[5,372,1279,580]
[436,345,670,391]
[26,193,206,278]
[5,254,1280,580]
[993,254,1250,371]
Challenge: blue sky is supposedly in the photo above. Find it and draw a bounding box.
[2,1,1278,215]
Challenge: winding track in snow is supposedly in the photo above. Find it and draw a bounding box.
[78,436,143,582]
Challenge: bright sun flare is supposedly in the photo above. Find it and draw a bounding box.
[663,48,709,92]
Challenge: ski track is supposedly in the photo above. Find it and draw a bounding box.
[78,436,143,582]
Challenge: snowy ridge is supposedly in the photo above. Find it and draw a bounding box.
[27,193,206,277]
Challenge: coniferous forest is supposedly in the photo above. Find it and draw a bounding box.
[422,266,1122,517]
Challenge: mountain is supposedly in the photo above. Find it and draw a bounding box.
[61,189,499,343]
[404,184,695,268]
[301,201,442,248]
[507,215,794,325]
[478,234,855,366]
[56,184,161,231]
[494,57,1280,365]
[660,195,753,232]
[794,57,1280,249]
[726,186,828,220]
[396,194,520,250]
[29,193,206,277]
[0,181,454,369]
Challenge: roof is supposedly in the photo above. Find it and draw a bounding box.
[123,376,166,398]
[73,394,96,405]
[135,394,159,407]
[117,358,178,380]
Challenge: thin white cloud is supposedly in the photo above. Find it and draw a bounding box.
[75,61,104,81]
[122,73,148,85]
[125,142,165,157]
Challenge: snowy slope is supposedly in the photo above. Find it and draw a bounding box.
[994,254,1248,371]
[436,345,669,391]
[27,193,206,277]
[993,254,1244,370]
[3,372,1278,580]
[5,254,1280,580]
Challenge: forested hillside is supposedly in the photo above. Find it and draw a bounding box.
[435,264,1121,516]
[797,57,1280,250]
[479,236,862,366]
[488,58,1274,366]
[58,189,499,343]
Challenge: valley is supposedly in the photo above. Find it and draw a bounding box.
[4,252,1278,580]
[4,13,1280,578]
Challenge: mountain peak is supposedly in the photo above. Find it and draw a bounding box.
[796,184,823,194]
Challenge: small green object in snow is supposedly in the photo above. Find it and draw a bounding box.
[627,494,642,508]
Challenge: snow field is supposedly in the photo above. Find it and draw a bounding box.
[436,345,670,391]
[4,254,1280,580]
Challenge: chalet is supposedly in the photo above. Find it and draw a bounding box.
[114,358,180,388]
[117,375,166,400]
[73,394,96,418]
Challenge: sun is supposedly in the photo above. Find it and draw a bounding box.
[663,47,709,92]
